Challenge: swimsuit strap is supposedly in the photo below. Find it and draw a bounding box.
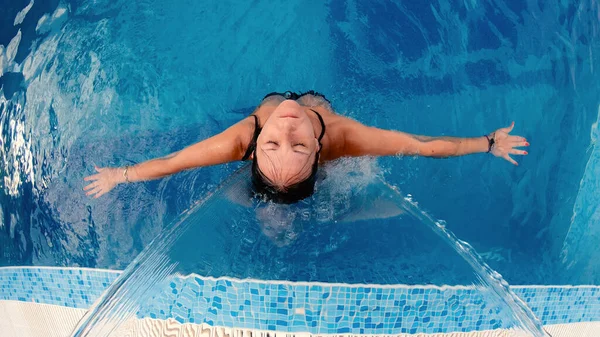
[262,90,330,104]
[241,115,260,161]
[263,91,300,100]
[310,109,326,143]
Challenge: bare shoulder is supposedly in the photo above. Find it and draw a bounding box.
[222,114,260,160]
[251,104,275,124]
[313,107,367,161]
[318,108,366,135]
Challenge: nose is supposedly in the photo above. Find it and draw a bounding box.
[278,123,296,138]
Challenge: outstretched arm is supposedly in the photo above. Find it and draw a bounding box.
[342,120,528,164]
[84,119,251,198]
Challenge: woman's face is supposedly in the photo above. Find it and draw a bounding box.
[256,100,319,187]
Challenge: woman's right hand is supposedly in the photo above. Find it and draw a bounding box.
[83,166,125,198]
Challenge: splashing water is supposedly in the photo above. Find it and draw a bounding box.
[1,0,599,286]
[70,162,549,337]
[385,184,548,337]
[2,0,597,335]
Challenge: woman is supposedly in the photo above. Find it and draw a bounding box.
[84,91,529,203]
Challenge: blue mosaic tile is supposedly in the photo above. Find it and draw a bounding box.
[135,277,600,334]
[0,267,120,309]
[512,286,600,325]
[1,267,599,334]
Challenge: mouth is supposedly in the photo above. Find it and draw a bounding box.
[278,110,301,118]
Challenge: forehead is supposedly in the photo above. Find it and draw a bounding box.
[260,148,311,168]
[258,149,314,180]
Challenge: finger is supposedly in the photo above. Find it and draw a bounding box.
[510,141,529,148]
[85,187,100,197]
[508,135,527,143]
[93,189,106,199]
[83,182,99,191]
[86,186,102,196]
[501,121,515,133]
[94,166,105,173]
[509,149,528,156]
[83,173,100,182]
[503,154,518,166]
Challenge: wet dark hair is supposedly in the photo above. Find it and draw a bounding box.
[251,150,320,204]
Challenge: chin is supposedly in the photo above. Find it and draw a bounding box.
[276,101,305,115]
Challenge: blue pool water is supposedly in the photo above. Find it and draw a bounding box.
[69,165,549,336]
[1,0,599,288]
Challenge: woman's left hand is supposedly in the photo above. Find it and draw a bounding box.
[489,122,529,166]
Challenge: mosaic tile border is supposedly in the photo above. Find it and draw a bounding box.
[0,267,119,309]
[1,267,599,335]
[145,275,509,334]
[511,286,600,326]
[2,300,600,337]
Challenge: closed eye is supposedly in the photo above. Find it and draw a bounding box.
[267,141,279,146]
[294,143,306,147]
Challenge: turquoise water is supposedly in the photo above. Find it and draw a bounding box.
[70,166,548,337]
[1,0,599,286]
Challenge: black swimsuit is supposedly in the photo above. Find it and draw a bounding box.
[241,91,327,161]
[262,90,331,104]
